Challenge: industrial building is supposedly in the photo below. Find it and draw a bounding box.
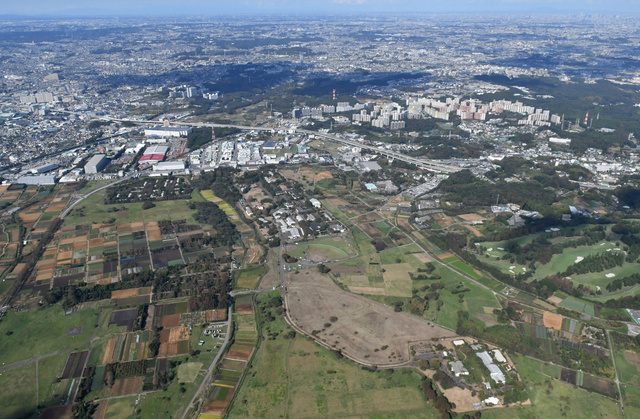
[153,161,186,172]
[30,163,59,174]
[84,154,109,174]
[144,126,192,138]
[15,175,56,185]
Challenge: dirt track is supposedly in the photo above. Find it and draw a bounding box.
[286,270,456,365]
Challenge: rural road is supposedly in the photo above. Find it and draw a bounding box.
[180,306,232,419]
[606,329,624,414]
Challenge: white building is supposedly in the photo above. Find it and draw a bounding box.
[310,198,322,208]
[144,126,192,138]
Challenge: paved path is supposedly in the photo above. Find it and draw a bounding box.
[180,306,233,419]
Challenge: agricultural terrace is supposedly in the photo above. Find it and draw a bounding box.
[198,297,257,419]
[228,291,440,418]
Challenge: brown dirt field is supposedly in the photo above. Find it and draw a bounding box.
[202,402,227,416]
[328,197,349,206]
[547,295,563,305]
[286,270,456,365]
[130,222,144,232]
[257,249,279,289]
[35,270,54,282]
[0,185,8,195]
[110,377,143,397]
[10,263,26,275]
[441,385,481,412]
[227,349,252,361]
[146,228,162,242]
[162,314,181,328]
[102,337,117,364]
[438,253,455,260]
[315,171,333,181]
[236,305,254,315]
[381,263,413,281]
[412,253,434,263]
[464,225,484,237]
[458,213,486,222]
[89,238,104,247]
[159,329,171,343]
[19,212,41,223]
[168,326,189,342]
[625,351,640,370]
[111,287,150,300]
[73,241,87,251]
[57,250,73,261]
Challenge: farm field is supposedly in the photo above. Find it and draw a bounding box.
[0,305,101,365]
[482,354,621,419]
[285,269,455,365]
[235,266,267,289]
[228,308,439,418]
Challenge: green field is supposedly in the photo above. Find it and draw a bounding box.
[105,396,137,419]
[0,363,36,419]
[228,328,438,418]
[482,354,622,419]
[64,194,198,227]
[37,353,72,409]
[0,305,101,365]
[235,266,267,289]
[559,296,595,315]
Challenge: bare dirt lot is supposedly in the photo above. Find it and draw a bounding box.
[543,311,563,330]
[286,270,456,365]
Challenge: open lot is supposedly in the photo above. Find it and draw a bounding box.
[228,314,438,418]
[0,306,100,365]
[285,269,455,365]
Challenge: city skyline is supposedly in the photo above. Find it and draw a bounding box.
[1,0,640,17]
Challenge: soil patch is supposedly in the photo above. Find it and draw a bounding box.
[286,269,456,365]
[543,311,563,330]
[547,295,563,305]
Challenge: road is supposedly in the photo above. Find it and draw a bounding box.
[60,174,137,219]
[606,329,625,415]
[229,287,278,297]
[180,306,233,419]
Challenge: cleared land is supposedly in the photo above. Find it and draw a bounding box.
[285,269,455,365]
[228,313,438,418]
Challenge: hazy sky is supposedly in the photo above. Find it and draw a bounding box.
[1,0,639,16]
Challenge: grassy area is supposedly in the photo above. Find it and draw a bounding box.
[64,192,198,227]
[104,396,137,419]
[228,331,438,418]
[235,266,268,289]
[37,353,72,409]
[0,305,101,365]
[0,363,36,419]
[482,354,622,419]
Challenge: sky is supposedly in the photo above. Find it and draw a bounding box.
[1,0,639,17]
